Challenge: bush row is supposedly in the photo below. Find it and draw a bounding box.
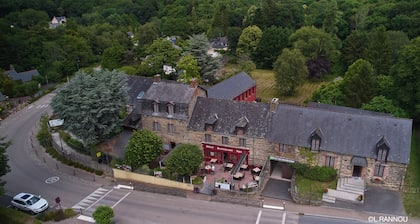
[59,130,90,155]
[37,114,104,176]
[36,208,77,222]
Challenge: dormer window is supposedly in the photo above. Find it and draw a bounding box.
[205,113,218,132]
[152,100,160,113]
[235,116,249,136]
[205,124,213,131]
[310,128,323,152]
[167,101,175,116]
[376,136,390,162]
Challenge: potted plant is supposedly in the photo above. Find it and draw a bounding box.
[357,195,363,201]
[323,188,328,193]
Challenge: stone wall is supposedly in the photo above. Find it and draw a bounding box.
[185,130,272,167]
[142,115,188,146]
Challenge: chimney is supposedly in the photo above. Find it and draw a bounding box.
[270,98,279,112]
[153,74,161,83]
[190,78,199,88]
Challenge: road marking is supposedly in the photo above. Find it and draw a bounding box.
[112,191,131,208]
[263,204,285,210]
[282,212,286,224]
[77,215,95,223]
[72,187,110,210]
[45,176,60,184]
[84,188,114,210]
[255,209,262,224]
[114,184,134,190]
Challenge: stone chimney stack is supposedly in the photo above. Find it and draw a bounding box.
[270,98,279,112]
[190,78,199,88]
[153,74,161,83]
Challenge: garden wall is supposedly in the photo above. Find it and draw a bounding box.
[113,168,194,191]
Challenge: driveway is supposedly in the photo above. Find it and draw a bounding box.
[260,178,292,201]
[324,185,405,215]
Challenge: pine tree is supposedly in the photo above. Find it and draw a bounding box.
[51,70,129,146]
[184,33,221,82]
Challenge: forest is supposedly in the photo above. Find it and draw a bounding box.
[0,0,419,121]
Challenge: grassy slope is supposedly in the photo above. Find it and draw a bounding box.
[0,207,36,224]
[250,69,325,105]
[402,130,420,217]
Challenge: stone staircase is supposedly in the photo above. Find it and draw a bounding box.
[322,177,366,204]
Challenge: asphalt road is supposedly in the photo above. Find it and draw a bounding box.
[0,93,102,209]
[299,214,369,224]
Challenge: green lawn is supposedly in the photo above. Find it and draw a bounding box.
[250,69,325,105]
[294,173,337,201]
[402,130,420,217]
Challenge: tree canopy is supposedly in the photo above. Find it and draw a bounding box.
[184,33,221,82]
[124,130,163,170]
[165,144,203,177]
[341,59,377,108]
[50,69,128,146]
[273,48,308,96]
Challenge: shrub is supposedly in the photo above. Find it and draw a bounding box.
[290,163,337,182]
[93,206,114,224]
[192,176,203,185]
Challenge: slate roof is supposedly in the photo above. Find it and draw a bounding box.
[188,97,271,138]
[126,75,153,105]
[5,69,39,82]
[268,104,412,164]
[209,37,228,49]
[307,102,393,117]
[207,72,256,100]
[142,80,196,104]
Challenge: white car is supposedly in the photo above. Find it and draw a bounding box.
[11,193,49,214]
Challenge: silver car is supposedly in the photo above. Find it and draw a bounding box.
[11,193,49,214]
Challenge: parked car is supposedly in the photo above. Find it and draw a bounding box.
[11,193,49,214]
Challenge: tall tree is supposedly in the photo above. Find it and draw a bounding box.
[51,70,128,146]
[176,54,201,83]
[124,130,163,170]
[165,144,203,177]
[101,43,124,70]
[343,30,367,67]
[137,38,181,77]
[236,25,263,56]
[289,26,341,78]
[253,26,291,69]
[0,137,10,196]
[289,26,341,62]
[184,33,221,83]
[364,26,392,75]
[362,96,407,118]
[273,48,308,96]
[311,80,345,106]
[392,37,420,120]
[340,59,377,108]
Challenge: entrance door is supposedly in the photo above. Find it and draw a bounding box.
[223,152,229,163]
[281,163,293,179]
[352,166,362,177]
